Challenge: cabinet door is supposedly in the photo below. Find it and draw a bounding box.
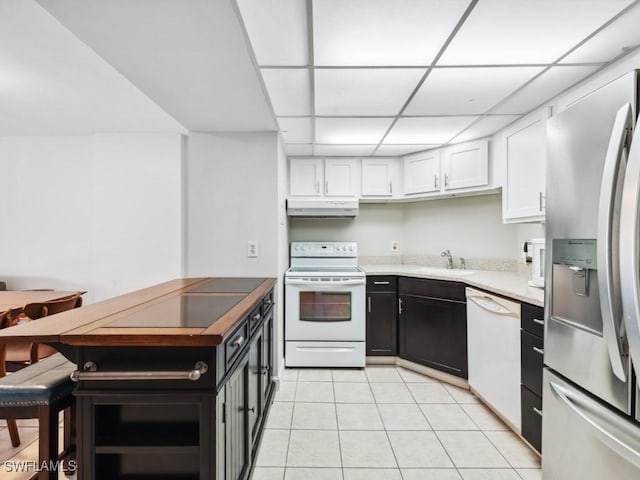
[261,311,274,410]
[399,294,468,378]
[366,291,398,355]
[290,158,322,196]
[503,110,549,222]
[403,151,440,194]
[442,139,488,191]
[362,159,394,196]
[324,159,357,196]
[225,357,250,480]
[248,332,262,446]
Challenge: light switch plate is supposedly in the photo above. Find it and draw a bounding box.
[248,240,259,258]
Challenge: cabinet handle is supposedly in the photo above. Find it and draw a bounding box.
[434,174,438,189]
[533,407,543,417]
[533,318,545,326]
[316,180,320,193]
[70,361,209,382]
[389,181,392,194]
[253,313,261,322]
[539,192,543,212]
[325,180,328,194]
[367,296,371,313]
[533,346,544,355]
[373,281,390,285]
[445,173,449,188]
[248,406,256,413]
[398,298,403,315]
[232,336,245,349]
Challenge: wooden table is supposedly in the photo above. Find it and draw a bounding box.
[0,291,84,313]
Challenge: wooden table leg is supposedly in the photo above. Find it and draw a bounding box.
[38,405,58,480]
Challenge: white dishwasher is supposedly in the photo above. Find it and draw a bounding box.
[466,287,522,431]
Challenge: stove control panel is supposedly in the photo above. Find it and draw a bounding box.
[291,242,358,258]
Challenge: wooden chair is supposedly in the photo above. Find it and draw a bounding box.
[1,293,82,448]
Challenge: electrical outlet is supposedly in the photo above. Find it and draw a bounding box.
[247,240,259,258]
[391,241,399,252]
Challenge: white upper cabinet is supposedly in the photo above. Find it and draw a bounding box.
[361,158,395,196]
[289,158,357,197]
[442,139,489,191]
[403,151,440,195]
[502,109,549,223]
[289,158,323,196]
[324,158,357,196]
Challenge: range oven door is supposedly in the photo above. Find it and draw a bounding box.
[285,277,365,341]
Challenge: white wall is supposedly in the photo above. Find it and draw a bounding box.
[0,133,184,303]
[186,132,280,276]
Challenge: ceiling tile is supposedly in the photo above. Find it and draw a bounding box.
[286,144,313,156]
[561,3,640,63]
[315,117,393,144]
[405,67,542,115]
[450,115,521,143]
[439,0,633,65]
[278,117,312,143]
[236,0,308,66]
[313,144,377,156]
[261,69,311,115]
[315,68,424,115]
[375,144,441,156]
[492,65,601,114]
[384,117,478,144]
[313,0,471,66]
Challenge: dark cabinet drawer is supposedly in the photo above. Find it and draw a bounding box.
[521,385,542,454]
[522,303,544,338]
[226,320,248,371]
[398,277,465,302]
[261,288,274,316]
[521,330,544,396]
[366,276,397,292]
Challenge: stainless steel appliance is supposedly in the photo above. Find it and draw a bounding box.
[543,71,640,479]
[285,242,365,367]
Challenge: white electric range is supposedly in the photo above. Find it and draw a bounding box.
[284,242,365,367]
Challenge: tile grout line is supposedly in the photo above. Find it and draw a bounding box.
[368,369,402,477]
[330,371,345,480]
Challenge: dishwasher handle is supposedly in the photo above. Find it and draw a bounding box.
[466,289,520,318]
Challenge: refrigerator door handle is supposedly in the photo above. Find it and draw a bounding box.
[549,379,640,469]
[598,103,631,381]
[620,105,640,377]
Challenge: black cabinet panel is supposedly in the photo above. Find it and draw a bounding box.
[248,333,261,443]
[521,303,544,338]
[398,277,466,302]
[226,356,250,480]
[399,294,467,378]
[521,385,542,454]
[521,330,544,396]
[366,276,397,292]
[366,292,398,356]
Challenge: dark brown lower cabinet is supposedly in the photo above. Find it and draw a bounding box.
[521,385,542,453]
[398,278,467,379]
[521,302,544,454]
[225,355,250,480]
[366,276,398,356]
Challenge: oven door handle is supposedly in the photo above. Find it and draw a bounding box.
[285,278,365,286]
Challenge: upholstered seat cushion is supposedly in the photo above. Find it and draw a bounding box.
[0,353,75,406]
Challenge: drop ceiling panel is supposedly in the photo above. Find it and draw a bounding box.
[286,144,313,156]
[439,0,634,65]
[493,65,602,114]
[313,0,471,66]
[561,3,640,63]
[261,69,311,115]
[450,115,521,143]
[405,67,543,115]
[313,145,377,156]
[375,144,441,156]
[385,117,478,144]
[278,117,312,143]
[316,117,393,144]
[236,0,308,65]
[315,68,425,115]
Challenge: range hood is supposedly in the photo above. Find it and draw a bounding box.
[286,198,359,217]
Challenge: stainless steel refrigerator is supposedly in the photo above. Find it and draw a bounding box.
[543,70,640,479]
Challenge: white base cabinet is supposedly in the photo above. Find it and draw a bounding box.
[466,287,522,431]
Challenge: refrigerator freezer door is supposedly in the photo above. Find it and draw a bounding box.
[542,369,640,480]
[545,72,636,415]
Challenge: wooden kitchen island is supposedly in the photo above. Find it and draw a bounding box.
[0,277,276,480]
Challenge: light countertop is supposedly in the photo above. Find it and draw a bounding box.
[360,264,544,307]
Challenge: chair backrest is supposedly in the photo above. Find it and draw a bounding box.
[22,293,83,320]
[0,310,11,329]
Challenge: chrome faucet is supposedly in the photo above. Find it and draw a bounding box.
[441,250,453,269]
[460,257,466,270]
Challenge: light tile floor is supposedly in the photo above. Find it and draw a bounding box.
[253,366,541,480]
